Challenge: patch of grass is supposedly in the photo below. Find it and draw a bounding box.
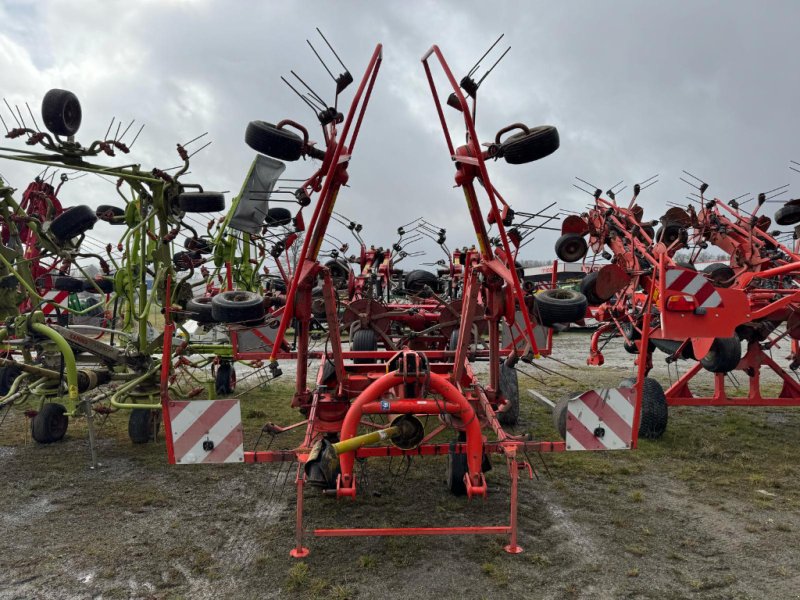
[526,553,552,566]
[667,551,685,561]
[624,545,647,557]
[689,575,736,591]
[190,549,215,577]
[627,567,639,578]
[96,482,169,510]
[481,562,509,588]
[629,490,644,503]
[358,554,376,569]
[286,562,310,590]
[330,584,356,600]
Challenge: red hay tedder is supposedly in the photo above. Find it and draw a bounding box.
[556,171,800,437]
[159,36,644,557]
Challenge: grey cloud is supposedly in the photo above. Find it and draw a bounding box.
[1,0,798,262]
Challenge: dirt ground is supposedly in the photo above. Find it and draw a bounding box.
[1,331,799,599]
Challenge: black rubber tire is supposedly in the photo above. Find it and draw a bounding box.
[187,296,215,323]
[448,330,460,351]
[178,192,225,213]
[0,363,22,395]
[245,121,303,161]
[351,328,378,364]
[211,290,266,324]
[501,125,560,165]
[128,408,160,444]
[311,286,327,319]
[215,361,236,396]
[620,377,668,440]
[703,263,735,288]
[31,403,68,444]
[579,271,606,306]
[651,338,695,360]
[50,205,97,240]
[700,336,742,373]
[95,205,125,224]
[555,233,588,263]
[265,207,293,227]
[53,275,83,293]
[641,225,656,241]
[552,394,575,439]
[775,203,800,226]
[533,289,588,327]
[41,89,82,137]
[446,446,468,496]
[656,223,684,246]
[405,269,439,294]
[497,362,519,426]
[324,258,351,290]
[621,321,640,354]
[83,277,114,294]
[185,237,212,254]
[173,250,202,271]
[82,296,104,318]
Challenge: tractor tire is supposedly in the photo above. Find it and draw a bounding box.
[53,275,83,293]
[211,290,266,324]
[640,224,656,241]
[95,205,125,224]
[579,271,606,306]
[497,362,519,426]
[31,403,68,444]
[128,408,160,444]
[533,289,588,327]
[245,121,303,161]
[215,361,236,396]
[700,336,742,373]
[500,125,560,165]
[187,296,215,323]
[265,207,293,227]
[555,233,588,263]
[351,328,378,364]
[702,263,735,288]
[0,363,21,395]
[620,377,668,440]
[178,192,225,213]
[775,203,800,226]
[83,277,114,294]
[41,89,82,137]
[446,445,468,496]
[50,205,97,240]
[405,269,439,294]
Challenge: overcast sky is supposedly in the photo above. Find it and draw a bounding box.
[1,0,798,265]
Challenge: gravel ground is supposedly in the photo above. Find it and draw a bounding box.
[1,330,799,599]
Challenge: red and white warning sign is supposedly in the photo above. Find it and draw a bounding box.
[664,268,722,309]
[166,399,244,464]
[566,388,634,451]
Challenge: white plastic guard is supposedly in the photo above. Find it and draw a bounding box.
[167,399,244,464]
[566,387,635,451]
